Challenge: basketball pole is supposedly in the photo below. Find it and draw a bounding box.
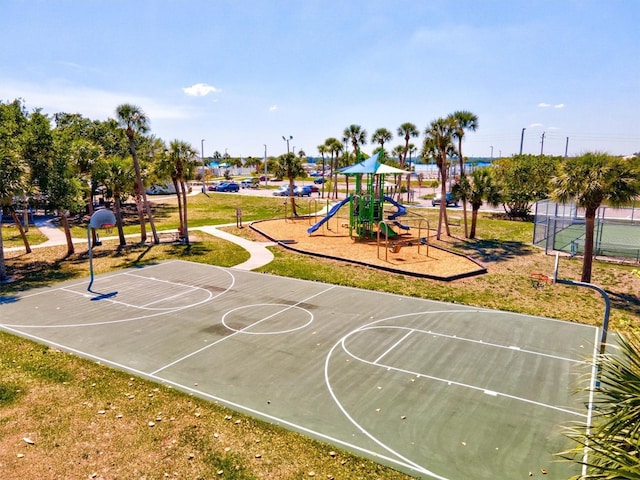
[552,253,610,389]
[552,252,610,357]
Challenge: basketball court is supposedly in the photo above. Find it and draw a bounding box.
[0,260,599,479]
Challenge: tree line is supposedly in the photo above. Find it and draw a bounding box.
[2,99,639,284]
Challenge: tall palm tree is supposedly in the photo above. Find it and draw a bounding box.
[551,152,640,283]
[324,137,342,199]
[274,152,306,217]
[396,123,419,202]
[167,139,197,245]
[423,117,456,240]
[93,155,135,246]
[342,124,367,160]
[449,111,478,238]
[372,128,393,156]
[115,104,159,244]
[397,122,419,167]
[317,143,328,198]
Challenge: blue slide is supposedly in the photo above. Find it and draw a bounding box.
[307,197,351,233]
[383,195,408,221]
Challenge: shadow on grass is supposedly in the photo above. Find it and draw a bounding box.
[608,290,640,318]
[451,238,536,263]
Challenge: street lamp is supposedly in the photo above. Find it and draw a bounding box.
[201,139,206,192]
[490,145,494,159]
[519,128,526,155]
[282,135,292,154]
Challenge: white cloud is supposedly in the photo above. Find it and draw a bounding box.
[528,123,544,128]
[538,102,565,109]
[268,104,278,112]
[182,83,221,97]
[1,79,192,121]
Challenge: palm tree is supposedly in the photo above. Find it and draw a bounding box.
[244,156,261,173]
[559,332,640,478]
[397,122,419,167]
[551,152,640,283]
[449,111,478,238]
[274,152,306,216]
[115,104,159,244]
[317,144,328,198]
[454,167,501,239]
[324,137,342,199]
[423,117,456,240]
[372,128,393,156]
[93,155,135,246]
[167,139,197,245]
[396,123,419,202]
[343,124,367,160]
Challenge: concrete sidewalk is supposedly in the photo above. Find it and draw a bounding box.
[6,219,276,271]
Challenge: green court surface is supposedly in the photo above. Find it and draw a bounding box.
[0,260,598,479]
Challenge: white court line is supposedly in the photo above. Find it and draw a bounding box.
[340,329,588,418]
[324,331,446,479]
[2,266,235,329]
[364,324,589,365]
[151,285,336,375]
[0,323,432,480]
[373,329,414,365]
[581,327,601,478]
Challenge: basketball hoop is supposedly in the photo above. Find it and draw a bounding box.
[87,209,116,292]
[530,272,553,289]
[101,223,115,235]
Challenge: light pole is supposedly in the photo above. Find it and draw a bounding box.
[490,145,494,159]
[201,139,206,192]
[519,128,526,155]
[263,144,268,187]
[282,135,292,154]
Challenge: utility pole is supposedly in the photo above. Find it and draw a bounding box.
[540,132,546,155]
[263,144,268,187]
[201,139,206,192]
[519,127,526,155]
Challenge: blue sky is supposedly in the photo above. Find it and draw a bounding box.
[1,0,639,159]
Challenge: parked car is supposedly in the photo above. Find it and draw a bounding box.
[432,192,459,207]
[294,186,313,197]
[313,177,327,184]
[207,181,221,191]
[240,178,259,189]
[272,185,295,196]
[216,182,239,192]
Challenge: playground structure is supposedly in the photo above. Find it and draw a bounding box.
[306,153,431,259]
[254,153,485,280]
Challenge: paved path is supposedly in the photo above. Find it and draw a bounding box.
[6,218,276,271]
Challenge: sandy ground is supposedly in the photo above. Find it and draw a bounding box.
[251,216,485,280]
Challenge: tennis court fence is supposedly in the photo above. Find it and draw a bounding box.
[533,199,640,263]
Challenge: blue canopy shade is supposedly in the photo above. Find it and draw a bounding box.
[338,152,407,175]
